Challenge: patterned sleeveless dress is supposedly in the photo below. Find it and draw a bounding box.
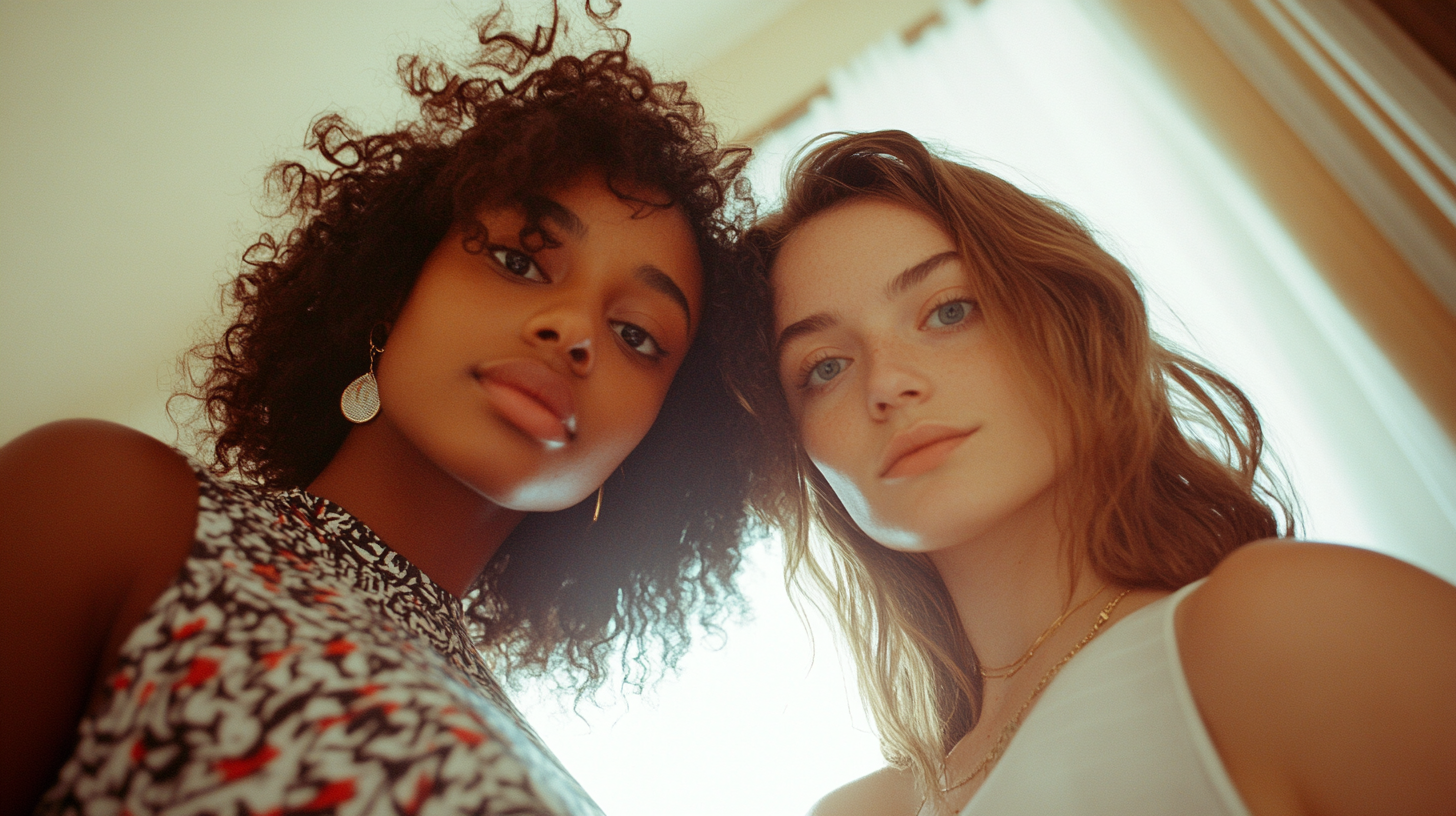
[38,459,603,816]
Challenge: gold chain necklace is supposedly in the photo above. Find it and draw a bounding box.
[938,588,1134,796]
[976,585,1106,679]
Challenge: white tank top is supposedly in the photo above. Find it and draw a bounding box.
[961,580,1252,816]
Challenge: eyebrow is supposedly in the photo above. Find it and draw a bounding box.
[636,264,693,331]
[531,195,691,330]
[775,312,839,354]
[536,196,587,239]
[884,251,960,298]
[775,251,962,353]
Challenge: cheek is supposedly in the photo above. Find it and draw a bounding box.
[797,400,876,499]
[993,368,1068,467]
[804,423,925,552]
[795,403,843,474]
[599,388,663,460]
[587,364,677,460]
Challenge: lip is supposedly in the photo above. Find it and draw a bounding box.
[474,359,578,446]
[879,423,977,479]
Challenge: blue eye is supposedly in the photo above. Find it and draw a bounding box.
[806,357,847,387]
[489,247,548,282]
[927,299,974,329]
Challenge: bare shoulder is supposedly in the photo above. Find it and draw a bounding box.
[1178,540,1456,816]
[1179,540,1456,652]
[1182,538,1454,623]
[0,418,199,544]
[1,416,195,466]
[0,420,201,813]
[1,417,194,480]
[0,418,200,621]
[809,766,918,816]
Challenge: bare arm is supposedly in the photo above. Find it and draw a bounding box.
[0,421,198,813]
[809,766,918,816]
[1179,541,1456,816]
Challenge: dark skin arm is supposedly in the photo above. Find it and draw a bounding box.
[0,420,197,813]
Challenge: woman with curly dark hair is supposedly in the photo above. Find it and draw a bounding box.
[0,6,758,814]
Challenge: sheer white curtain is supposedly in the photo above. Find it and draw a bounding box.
[747,0,1456,581]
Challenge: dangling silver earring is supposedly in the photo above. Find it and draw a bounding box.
[340,332,385,424]
[591,483,604,523]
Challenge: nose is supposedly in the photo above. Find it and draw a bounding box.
[866,346,931,420]
[524,306,595,376]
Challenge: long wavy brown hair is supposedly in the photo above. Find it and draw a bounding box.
[182,3,760,693]
[723,130,1298,804]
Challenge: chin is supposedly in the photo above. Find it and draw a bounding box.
[863,526,947,553]
[489,472,598,513]
[840,496,936,554]
[843,506,928,551]
[433,455,586,513]
[849,492,987,553]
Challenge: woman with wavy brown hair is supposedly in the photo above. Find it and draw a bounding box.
[724,130,1456,816]
[0,6,758,814]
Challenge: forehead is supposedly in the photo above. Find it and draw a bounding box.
[771,197,956,328]
[549,172,697,248]
[547,172,706,316]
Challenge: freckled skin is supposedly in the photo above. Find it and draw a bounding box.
[773,198,1063,555]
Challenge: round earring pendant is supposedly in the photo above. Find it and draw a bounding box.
[340,372,380,424]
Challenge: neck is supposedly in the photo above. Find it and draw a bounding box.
[308,417,525,598]
[927,487,1100,672]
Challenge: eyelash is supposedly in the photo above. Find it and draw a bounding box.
[925,294,977,330]
[490,245,674,361]
[797,352,846,391]
[488,245,548,282]
[792,296,978,392]
[612,321,669,360]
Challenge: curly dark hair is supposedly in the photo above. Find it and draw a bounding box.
[184,3,761,690]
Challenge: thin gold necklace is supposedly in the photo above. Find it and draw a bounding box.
[938,588,1134,796]
[976,585,1105,679]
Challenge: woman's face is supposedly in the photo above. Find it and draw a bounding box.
[772,197,1064,552]
[378,171,703,511]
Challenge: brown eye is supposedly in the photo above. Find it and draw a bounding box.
[612,321,663,358]
[489,247,547,282]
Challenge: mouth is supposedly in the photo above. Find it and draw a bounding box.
[474,359,578,446]
[879,423,976,480]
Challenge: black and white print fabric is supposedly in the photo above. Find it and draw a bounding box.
[38,457,604,816]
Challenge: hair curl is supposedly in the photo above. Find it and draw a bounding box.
[184,3,761,691]
[722,131,1298,807]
